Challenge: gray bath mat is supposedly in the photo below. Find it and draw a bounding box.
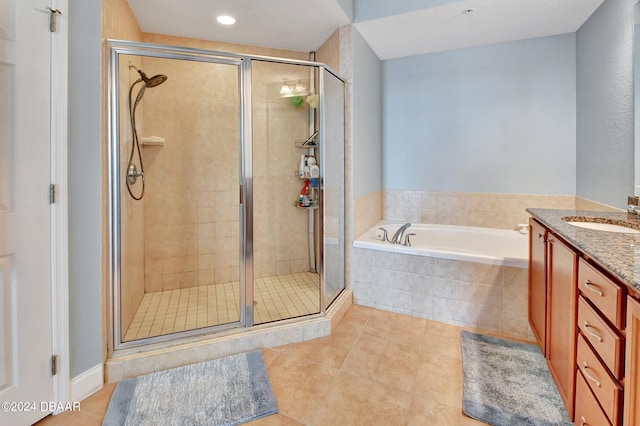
[460,331,572,426]
[103,350,277,426]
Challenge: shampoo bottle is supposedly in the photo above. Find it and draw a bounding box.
[308,157,319,179]
[298,155,306,178]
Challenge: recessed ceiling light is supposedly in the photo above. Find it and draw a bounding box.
[463,8,475,15]
[217,15,236,25]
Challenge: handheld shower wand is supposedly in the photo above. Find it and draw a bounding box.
[126,62,168,200]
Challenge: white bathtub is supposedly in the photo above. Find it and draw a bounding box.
[354,221,529,268]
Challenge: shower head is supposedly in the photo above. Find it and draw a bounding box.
[141,72,167,88]
[129,63,167,88]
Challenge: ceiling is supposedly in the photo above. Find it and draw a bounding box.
[127,0,605,60]
[126,0,351,53]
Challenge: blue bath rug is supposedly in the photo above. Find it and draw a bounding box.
[102,350,277,426]
[460,331,572,426]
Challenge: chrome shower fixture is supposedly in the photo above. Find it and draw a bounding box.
[129,62,168,88]
[126,62,168,200]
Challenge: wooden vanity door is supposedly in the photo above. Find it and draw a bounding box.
[546,234,578,420]
[624,296,640,426]
[529,218,547,354]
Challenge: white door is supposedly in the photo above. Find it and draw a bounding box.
[0,1,54,425]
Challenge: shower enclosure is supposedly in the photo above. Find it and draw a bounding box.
[107,40,345,351]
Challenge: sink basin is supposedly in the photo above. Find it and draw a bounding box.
[562,217,640,234]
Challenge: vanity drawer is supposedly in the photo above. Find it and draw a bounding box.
[578,258,625,329]
[577,296,624,379]
[576,334,622,425]
[575,369,612,426]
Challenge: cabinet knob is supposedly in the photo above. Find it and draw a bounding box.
[580,416,587,426]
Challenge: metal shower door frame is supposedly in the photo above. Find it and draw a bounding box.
[106,39,345,354]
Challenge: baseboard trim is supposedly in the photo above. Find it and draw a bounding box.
[70,364,103,402]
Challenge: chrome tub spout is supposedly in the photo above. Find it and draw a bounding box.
[391,223,411,244]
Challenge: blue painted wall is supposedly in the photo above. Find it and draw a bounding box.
[576,0,634,209]
[68,0,103,377]
[353,28,383,198]
[382,34,577,194]
[354,0,459,22]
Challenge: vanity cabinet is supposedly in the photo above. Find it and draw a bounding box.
[528,218,578,418]
[528,216,636,426]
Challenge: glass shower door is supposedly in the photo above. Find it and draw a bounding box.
[321,68,346,308]
[113,48,246,344]
[250,60,321,324]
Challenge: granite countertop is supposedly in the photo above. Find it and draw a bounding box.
[526,208,640,294]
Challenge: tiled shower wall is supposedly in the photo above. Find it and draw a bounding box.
[119,56,145,333]
[251,61,312,279]
[138,57,315,291]
[140,58,241,291]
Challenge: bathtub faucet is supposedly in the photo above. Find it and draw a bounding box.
[391,223,411,244]
[377,227,390,242]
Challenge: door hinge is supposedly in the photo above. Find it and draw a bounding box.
[49,184,56,204]
[47,8,62,33]
[51,355,58,376]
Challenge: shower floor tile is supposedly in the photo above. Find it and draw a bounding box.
[123,272,320,341]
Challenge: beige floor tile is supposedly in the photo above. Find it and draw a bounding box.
[422,320,463,359]
[261,348,281,367]
[408,396,485,426]
[34,306,510,425]
[77,382,117,419]
[414,352,463,407]
[334,308,370,334]
[342,332,420,393]
[34,411,102,426]
[282,329,358,369]
[362,309,426,348]
[312,372,413,426]
[267,354,339,424]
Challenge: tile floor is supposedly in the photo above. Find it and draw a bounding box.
[35,305,496,426]
[124,272,320,341]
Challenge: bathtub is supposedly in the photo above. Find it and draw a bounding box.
[354,221,528,268]
[351,221,532,340]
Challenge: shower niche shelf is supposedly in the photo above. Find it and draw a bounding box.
[140,136,165,146]
[296,203,318,210]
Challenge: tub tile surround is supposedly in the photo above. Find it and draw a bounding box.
[105,290,352,382]
[348,194,624,341]
[353,191,624,240]
[383,190,575,231]
[350,247,534,341]
[354,190,383,238]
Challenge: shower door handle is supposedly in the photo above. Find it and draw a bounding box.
[239,184,243,204]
